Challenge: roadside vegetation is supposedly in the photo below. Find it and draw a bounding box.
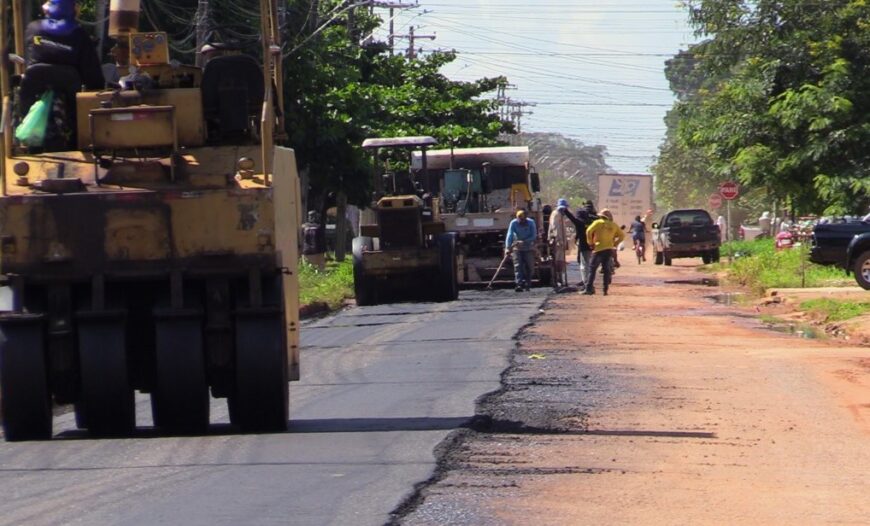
[299,259,354,312]
[799,299,870,323]
[713,239,852,294]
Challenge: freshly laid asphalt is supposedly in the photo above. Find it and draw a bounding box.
[0,288,546,526]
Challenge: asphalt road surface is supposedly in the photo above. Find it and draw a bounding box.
[0,289,546,526]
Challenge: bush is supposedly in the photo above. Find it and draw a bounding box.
[720,239,851,294]
[299,258,354,309]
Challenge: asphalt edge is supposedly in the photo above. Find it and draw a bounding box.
[384,294,552,525]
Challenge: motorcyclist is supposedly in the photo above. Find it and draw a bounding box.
[629,215,646,261]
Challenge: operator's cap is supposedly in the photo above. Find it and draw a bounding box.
[599,208,613,220]
[516,209,526,219]
[43,0,75,19]
[557,198,569,208]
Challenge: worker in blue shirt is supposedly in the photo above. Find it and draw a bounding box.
[505,209,537,291]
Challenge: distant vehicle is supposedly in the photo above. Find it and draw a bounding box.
[353,137,459,305]
[651,209,721,265]
[809,213,870,289]
[775,231,794,251]
[739,224,766,241]
[410,146,552,287]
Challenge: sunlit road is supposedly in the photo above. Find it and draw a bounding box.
[0,289,546,526]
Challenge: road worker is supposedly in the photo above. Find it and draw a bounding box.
[584,208,624,296]
[505,209,537,292]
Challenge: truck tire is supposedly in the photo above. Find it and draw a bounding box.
[77,315,135,436]
[702,253,711,264]
[0,317,52,441]
[352,237,376,306]
[663,251,672,266]
[853,251,870,290]
[712,248,721,263]
[435,233,459,302]
[654,248,663,265]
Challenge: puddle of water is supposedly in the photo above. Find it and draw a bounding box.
[765,323,820,339]
[706,292,744,306]
[665,278,720,287]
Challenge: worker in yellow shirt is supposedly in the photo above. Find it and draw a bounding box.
[584,209,625,296]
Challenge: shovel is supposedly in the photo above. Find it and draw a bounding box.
[486,251,512,289]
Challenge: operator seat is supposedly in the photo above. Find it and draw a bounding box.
[201,54,264,142]
[18,64,82,151]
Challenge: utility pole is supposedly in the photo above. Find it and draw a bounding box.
[368,1,418,54]
[496,83,517,121]
[395,26,435,59]
[507,100,535,133]
[194,0,210,67]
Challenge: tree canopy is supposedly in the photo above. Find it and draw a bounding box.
[654,0,870,216]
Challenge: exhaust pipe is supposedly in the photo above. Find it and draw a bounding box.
[108,0,140,37]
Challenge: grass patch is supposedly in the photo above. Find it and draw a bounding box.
[799,299,870,322]
[718,239,852,294]
[299,258,354,310]
[759,314,787,325]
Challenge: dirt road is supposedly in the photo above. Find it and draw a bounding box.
[396,259,870,525]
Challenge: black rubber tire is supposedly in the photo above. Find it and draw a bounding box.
[352,236,377,306]
[151,316,209,433]
[436,233,459,302]
[654,249,663,265]
[663,251,672,266]
[702,253,711,264]
[853,251,870,290]
[77,318,135,436]
[0,318,52,441]
[712,249,721,263]
[231,316,288,432]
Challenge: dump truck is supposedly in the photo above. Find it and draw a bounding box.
[352,137,458,305]
[410,146,552,287]
[0,0,300,440]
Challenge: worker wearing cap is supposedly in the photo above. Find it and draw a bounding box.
[547,198,571,289]
[505,209,537,291]
[25,0,105,90]
[564,199,596,288]
[584,208,624,296]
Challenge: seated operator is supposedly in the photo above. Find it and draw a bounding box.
[25,0,105,90]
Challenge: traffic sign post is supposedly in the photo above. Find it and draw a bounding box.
[719,181,739,200]
[718,181,739,242]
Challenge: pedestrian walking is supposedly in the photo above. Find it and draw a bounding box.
[505,209,537,292]
[564,200,596,288]
[584,208,624,296]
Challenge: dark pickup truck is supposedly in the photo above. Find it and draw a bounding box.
[809,213,870,289]
[652,209,721,266]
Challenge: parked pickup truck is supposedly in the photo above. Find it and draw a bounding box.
[809,213,870,289]
[652,209,721,266]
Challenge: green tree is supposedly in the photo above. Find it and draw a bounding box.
[655,0,870,216]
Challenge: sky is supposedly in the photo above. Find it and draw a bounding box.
[370,0,699,174]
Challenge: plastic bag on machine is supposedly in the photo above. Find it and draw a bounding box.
[14,90,54,147]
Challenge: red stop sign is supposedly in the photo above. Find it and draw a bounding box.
[708,193,722,209]
[719,181,739,200]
